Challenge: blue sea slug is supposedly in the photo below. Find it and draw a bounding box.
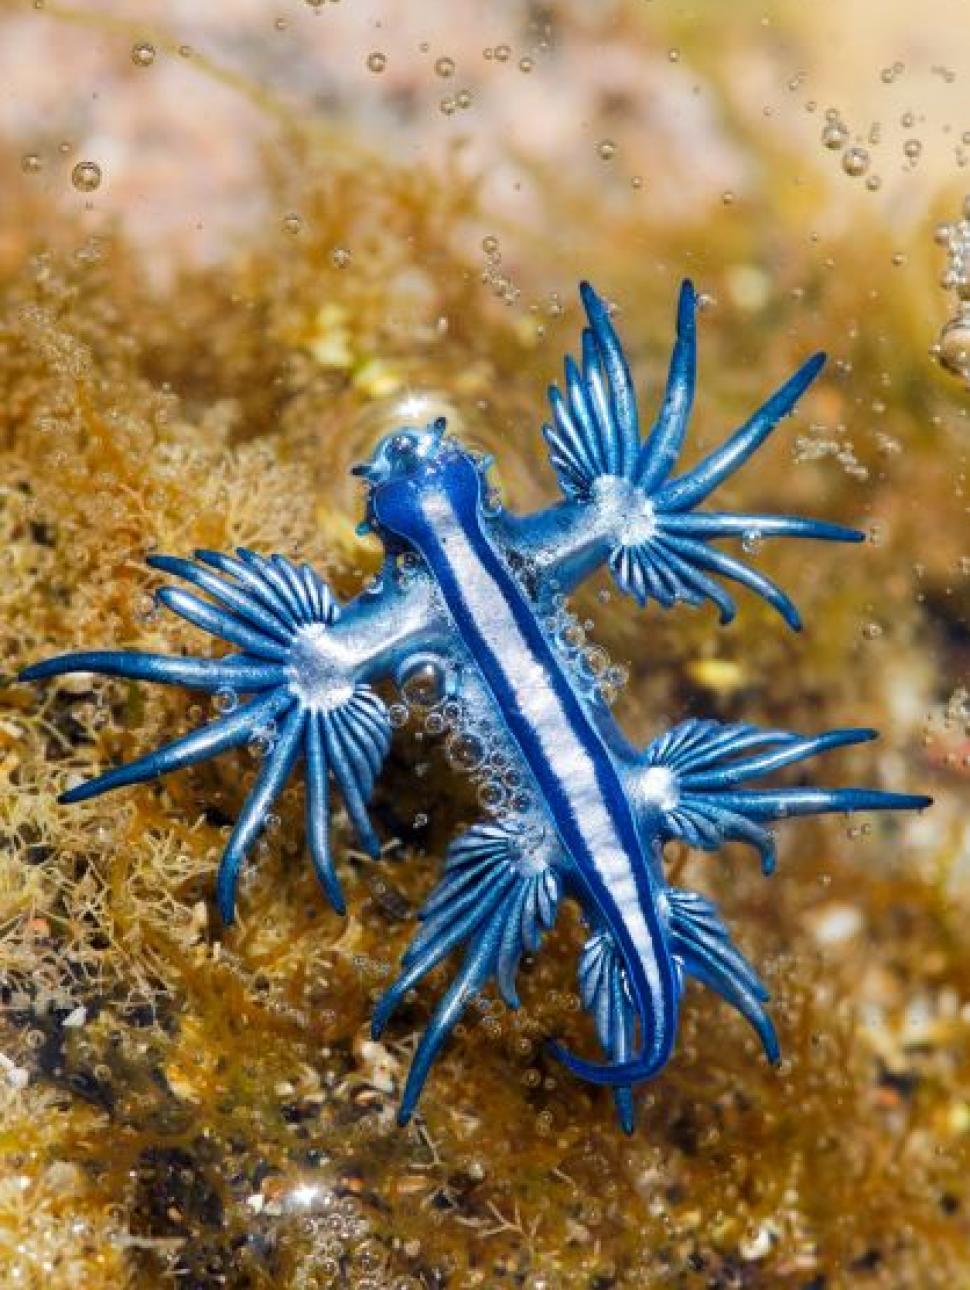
[22,281,930,1130]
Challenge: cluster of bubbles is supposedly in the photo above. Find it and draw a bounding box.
[439,89,473,117]
[818,110,881,189]
[539,591,629,708]
[21,150,104,192]
[391,660,539,824]
[792,423,869,481]
[933,197,970,383]
[479,233,521,306]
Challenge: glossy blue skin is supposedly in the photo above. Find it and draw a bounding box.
[21,281,931,1131]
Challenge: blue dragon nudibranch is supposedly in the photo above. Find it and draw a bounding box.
[22,280,930,1131]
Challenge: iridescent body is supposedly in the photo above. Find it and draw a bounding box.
[22,282,930,1130]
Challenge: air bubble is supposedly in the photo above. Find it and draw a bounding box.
[478,781,506,812]
[937,310,970,381]
[842,146,870,177]
[20,153,42,174]
[400,659,446,709]
[214,688,239,714]
[366,51,387,73]
[597,139,617,161]
[821,120,848,150]
[579,646,609,680]
[434,56,455,78]
[71,161,102,192]
[281,212,304,235]
[441,700,463,728]
[445,731,487,771]
[131,41,155,67]
[558,622,586,651]
[330,246,352,269]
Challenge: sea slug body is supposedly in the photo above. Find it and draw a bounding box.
[21,280,931,1130]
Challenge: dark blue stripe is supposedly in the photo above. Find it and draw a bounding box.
[383,475,677,1067]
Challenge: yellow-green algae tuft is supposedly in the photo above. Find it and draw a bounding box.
[0,17,969,1290]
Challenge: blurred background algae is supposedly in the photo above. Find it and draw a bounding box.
[0,0,969,1286]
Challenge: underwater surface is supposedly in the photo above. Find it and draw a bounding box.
[1,1,970,1286]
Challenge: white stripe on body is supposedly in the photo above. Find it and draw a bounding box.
[418,489,664,1021]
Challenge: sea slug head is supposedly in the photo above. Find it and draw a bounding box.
[352,416,453,489]
[353,416,489,546]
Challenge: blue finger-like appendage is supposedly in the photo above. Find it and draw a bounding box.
[637,279,697,493]
[543,386,589,498]
[496,869,561,1008]
[397,920,505,1125]
[680,728,877,790]
[496,885,530,1008]
[20,651,287,693]
[343,695,390,784]
[300,564,332,623]
[237,550,308,628]
[194,549,302,630]
[305,710,345,915]
[371,897,498,1040]
[564,352,600,480]
[156,587,292,661]
[60,687,295,804]
[709,787,933,819]
[653,725,794,774]
[216,704,306,923]
[325,704,382,857]
[613,545,658,610]
[272,554,315,625]
[673,918,767,1003]
[405,872,514,965]
[666,888,779,1062]
[682,950,780,1063]
[609,967,636,1135]
[659,512,863,544]
[656,351,825,512]
[579,281,639,477]
[651,538,738,624]
[581,329,619,477]
[659,534,802,629]
[573,930,647,1102]
[680,804,778,874]
[419,854,501,919]
[546,1038,659,1088]
[147,554,293,644]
